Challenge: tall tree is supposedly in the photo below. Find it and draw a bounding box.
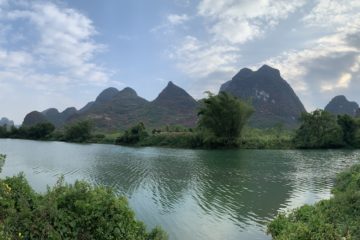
[198,92,254,144]
[294,109,343,148]
[337,114,358,147]
[64,120,93,142]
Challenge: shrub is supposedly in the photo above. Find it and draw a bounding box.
[64,120,93,143]
[268,164,360,239]
[294,110,344,149]
[116,122,149,145]
[0,155,167,240]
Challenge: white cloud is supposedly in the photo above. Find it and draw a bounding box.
[169,0,306,80]
[169,36,239,78]
[151,13,190,34]
[198,0,305,44]
[5,2,108,84]
[0,1,112,89]
[167,14,189,25]
[0,0,113,122]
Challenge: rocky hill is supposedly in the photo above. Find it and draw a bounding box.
[22,111,49,127]
[66,81,199,131]
[21,65,309,131]
[23,108,78,127]
[220,65,306,128]
[324,95,359,116]
[0,117,14,127]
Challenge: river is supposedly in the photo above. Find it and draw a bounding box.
[0,139,359,240]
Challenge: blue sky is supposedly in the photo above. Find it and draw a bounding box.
[0,0,360,123]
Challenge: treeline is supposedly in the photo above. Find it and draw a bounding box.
[0,121,94,143]
[2,92,360,149]
[268,163,360,239]
[294,110,360,148]
[116,94,360,149]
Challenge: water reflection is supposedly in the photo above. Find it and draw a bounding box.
[0,139,359,240]
[192,150,295,228]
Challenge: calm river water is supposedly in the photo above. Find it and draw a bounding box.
[0,139,359,240]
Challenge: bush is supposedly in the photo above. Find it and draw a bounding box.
[64,120,93,143]
[27,122,55,140]
[139,132,204,148]
[116,122,149,145]
[0,155,167,240]
[268,164,360,239]
[294,110,344,149]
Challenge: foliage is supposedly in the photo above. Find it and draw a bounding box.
[240,127,294,149]
[0,123,55,140]
[268,164,360,239]
[0,155,167,240]
[26,122,55,140]
[197,91,254,146]
[294,109,344,148]
[64,120,93,143]
[337,114,359,147]
[116,122,149,145]
[139,132,204,148]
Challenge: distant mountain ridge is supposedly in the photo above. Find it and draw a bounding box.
[325,95,359,116]
[22,81,199,131]
[220,65,306,128]
[23,65,359,131]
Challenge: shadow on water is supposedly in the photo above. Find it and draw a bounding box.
[191,150,296,227]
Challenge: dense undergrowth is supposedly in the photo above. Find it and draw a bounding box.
[268,164,360,239]
[0,155,167,240]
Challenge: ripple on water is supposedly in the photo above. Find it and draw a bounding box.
[1,140,360,240]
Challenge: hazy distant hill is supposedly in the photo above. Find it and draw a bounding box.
[325,95,359,117]
[67,81,199,131]
[22,111,49,127]
[220,65,306,128]
[0,117,14,127]
[23,108,78,127]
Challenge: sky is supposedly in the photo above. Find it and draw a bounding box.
[0,0,360,123]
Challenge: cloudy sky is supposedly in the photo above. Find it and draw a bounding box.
[0,0,359,123]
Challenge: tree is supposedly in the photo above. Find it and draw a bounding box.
[294,109,343,148]
[64,120,92,143]
[198,91,254,145]
[337,114,359,147]
[27,122,55,140]
[116,122,149,145]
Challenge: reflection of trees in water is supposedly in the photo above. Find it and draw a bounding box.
[88,148,200,212]
[88,147,360,227]
[192,150,295,226]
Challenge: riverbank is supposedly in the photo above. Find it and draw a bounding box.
[122,130,295,149]
[0,154,168,239]
[268,163,360,239]
[1,139,359,240]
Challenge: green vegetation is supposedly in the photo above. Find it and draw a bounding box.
[0,155,167,240]
[294,109,360,149]
[116,122,149,145]
[268,164,360,239]
[1,95,360,150]
[198,92,254,146]
[63,120,93,143]
[0,123,55,140]
[294,110,344,148]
